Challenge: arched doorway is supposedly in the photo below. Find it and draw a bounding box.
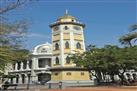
[10,78,13,84]
[38,73,51,84]
[22,74,25,84]
[16,75,19,83]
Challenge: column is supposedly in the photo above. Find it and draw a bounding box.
[26,61,29,70]
[19,74,22,84]
[15,62,18,71]
[21,62,23,71]
[25,74,28,84]
[31,57,38,83]
[82,30,86,51]
[70,31,75,53]
[60,31,64,66]
[33,58,38,69]
[13,78,16,84]
[130,73,133,80]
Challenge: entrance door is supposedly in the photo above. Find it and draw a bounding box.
[38,73,51,84]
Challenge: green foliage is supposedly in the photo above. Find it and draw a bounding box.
[119,24,137,47]
[70,45,137,83]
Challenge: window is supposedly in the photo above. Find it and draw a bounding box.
[55,73,58,76]
[65,41,69,49]
[64,26,69,30]
[81,72,84,76]
[29,60,32,69]
[38,58,47,68]
[66,56,70,64]
[23,61,27,69]
[41,48,47,53]
[76,42,81,49]
[28,74,31,82]
[73,26,81,30]
[16,75,19,83]
[17,61,21,70]
[12,63,15,70]
[66,72,71,75]
[55,43,59,50]
[22,74,25,84]
[55,57,59,65]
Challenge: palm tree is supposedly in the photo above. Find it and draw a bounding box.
[119,24,137,47]
[129,24,137,31]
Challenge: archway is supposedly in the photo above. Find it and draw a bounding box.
[38,73,51,84]
[21,74,25,84]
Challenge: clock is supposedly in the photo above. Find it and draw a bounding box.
[54,26,59,31]
[64,26,69,30]
[73,26,81,30]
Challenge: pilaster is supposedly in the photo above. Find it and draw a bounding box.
[60,31,64,66]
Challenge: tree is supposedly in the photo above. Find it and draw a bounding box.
[119,24,137,47]
[130,24,137,31]
[0,0,28,15]
[0,0,29,74]
[70,45,137,85]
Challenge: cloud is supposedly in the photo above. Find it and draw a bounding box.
[27,33,50,39]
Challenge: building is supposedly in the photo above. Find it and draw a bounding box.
[7,11,91,84]
[49,10,90,82]
[8,42,52,84]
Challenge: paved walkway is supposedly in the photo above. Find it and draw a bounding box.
[34,86,137,91]
[6,85,137,91]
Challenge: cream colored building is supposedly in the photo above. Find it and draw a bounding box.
[49,11,90,82]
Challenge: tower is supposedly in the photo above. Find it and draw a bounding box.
[49,10,90,81]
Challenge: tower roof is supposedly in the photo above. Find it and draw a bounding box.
[57,10,76,21]
[49,10,85,28]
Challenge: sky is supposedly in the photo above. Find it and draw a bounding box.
[2,0,137,50]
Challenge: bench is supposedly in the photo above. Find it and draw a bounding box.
[2,84,18,90]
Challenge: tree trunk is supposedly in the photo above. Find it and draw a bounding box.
[118,73,127,85]
[128,41,132,47]
[110,74,115,83]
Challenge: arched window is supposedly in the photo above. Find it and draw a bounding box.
[12,63,15,70]
[55,43,59,50]
[29,60,32,69]
[22,74,25,84]
[17,61,21,70]
[23,61,27,69]
[65,41,69,49]
[16,75,19,83]
[64,26,69,30]
[55,57,59,65]
[66,56,70,64]
[76,42,81,49]
[72,19,74,22]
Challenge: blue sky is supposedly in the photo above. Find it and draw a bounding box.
[3,0,137,49]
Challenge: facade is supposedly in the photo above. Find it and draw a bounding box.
[49,11,90,81]
[8,42,52,84]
